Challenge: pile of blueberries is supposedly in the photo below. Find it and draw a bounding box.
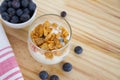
[0,0,36,23]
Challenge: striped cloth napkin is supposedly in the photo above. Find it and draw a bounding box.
[0,24,24,80]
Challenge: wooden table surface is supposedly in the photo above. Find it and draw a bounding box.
[2,0,120,80]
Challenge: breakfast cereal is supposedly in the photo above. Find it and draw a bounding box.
[30,20,70,59]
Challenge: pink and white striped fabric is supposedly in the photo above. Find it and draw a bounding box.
[0,24,24,80]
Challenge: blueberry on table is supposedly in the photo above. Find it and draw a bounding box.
[12,0,20,9]
[7,8,15,16]
[50,75,59,80]
[20,13,30,22]
[28,1,36,11]
[21,0,29,8]
[63,63,72,72]
[74,46,83,54]
[61,11,67,17]
[10,16,19,23]
[39,71,49,80]
[1,12,10,21]
[16,9,23,16]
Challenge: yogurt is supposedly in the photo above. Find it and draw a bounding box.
[28,20,71,64]
[28,41,70,64]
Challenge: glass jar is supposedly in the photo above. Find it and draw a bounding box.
[28,14,72,65]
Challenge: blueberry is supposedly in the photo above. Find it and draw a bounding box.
[63,63,72,72]
[10,16,19,23]
[61,11,67,17]
[0,6,7,14]
[12,0,20,9]
[50,75,59,80]
[7,8,15,16]
[16,9,23,16]
[74,46,83,54]
[28,1,36,11]
[20,13,30,22]
[59,38,64,42]
[1,12,10,21]
[7,1,12,7]
[23,8,30,14]
[21,0,29,8]
[39,71,49,79]
[1,1,8,7]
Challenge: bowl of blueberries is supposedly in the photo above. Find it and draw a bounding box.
[0,0,37,29]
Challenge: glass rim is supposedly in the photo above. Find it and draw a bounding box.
[28,14,72,52]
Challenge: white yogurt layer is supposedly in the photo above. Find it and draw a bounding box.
[28,43,70,64]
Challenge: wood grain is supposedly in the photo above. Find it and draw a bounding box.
[2,0,120,80]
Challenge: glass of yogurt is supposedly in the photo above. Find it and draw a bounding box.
[28,14,72,65]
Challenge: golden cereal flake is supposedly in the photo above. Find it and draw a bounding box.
[54,38,60,44]
[43,26,48,36]
[43,20,51,27]
[45,33,52,41]
[57,43,63,48]
[47,41,55,50]
[50,33,56,41]
[63,31,69,38]
[31,31,37,39]
[48,43,55,50]
[31,31,39,38]
[47,28,52,34]
[52,23,58,28]
[47,41,54,44]
[31,35,38,40]
[64,38,69,44]
[60,27,69,38]
[54,51,62,56]
[35,25,40,33]
[34,38,44,46]
[38,24,44,37]
[40,43,49,50]
[45,52,54,59]
[54,39,63,48]
[59,27,65,31]
[56,32,61,39]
